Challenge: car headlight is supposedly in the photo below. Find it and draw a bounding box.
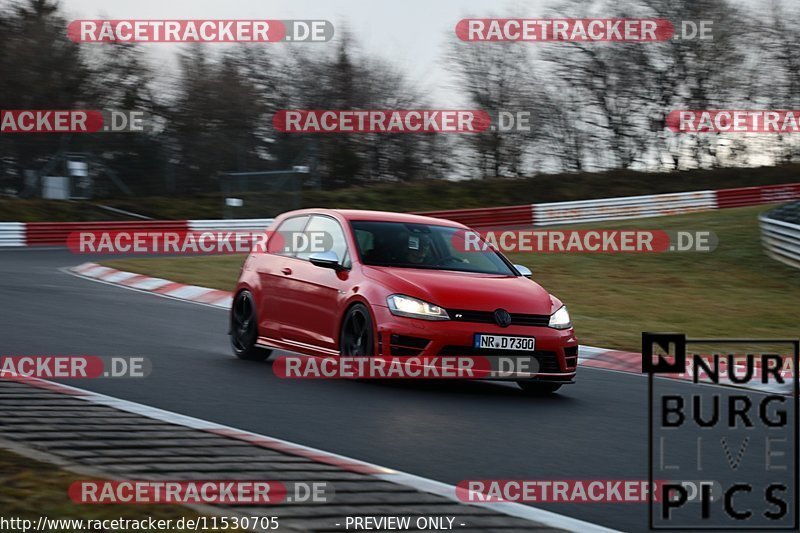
[387,294,449,321]
[549,305,572,329]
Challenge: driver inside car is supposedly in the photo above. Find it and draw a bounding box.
[405,234,435,265]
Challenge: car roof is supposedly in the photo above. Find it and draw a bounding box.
[279,208,466,228]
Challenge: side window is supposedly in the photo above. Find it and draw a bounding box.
[296,215,349,263]
[272,216,309,256]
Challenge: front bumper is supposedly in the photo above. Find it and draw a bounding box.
[372,305,579,382]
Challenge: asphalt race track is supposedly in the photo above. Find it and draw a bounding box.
[1,248,795,532]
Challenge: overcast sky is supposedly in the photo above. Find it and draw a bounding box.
[55,0,792,105]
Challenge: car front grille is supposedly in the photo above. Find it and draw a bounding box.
[446,309,550,327]
[437,346,562,373]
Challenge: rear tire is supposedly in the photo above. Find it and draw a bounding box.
[517,381,562,395]
[230,290,271,361]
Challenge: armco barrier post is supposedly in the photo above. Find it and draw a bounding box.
[759,213,800,270]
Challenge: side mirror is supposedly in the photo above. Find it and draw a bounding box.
[514,264,532,277]
[309,251,343,270]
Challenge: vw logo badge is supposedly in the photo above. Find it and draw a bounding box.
[494,308,512,327]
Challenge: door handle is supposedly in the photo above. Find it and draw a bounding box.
[281,267,292,275]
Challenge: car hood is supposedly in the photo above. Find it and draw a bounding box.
[363,266,557,315]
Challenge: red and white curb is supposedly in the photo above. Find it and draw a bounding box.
[579,346,794,395]
[68,262,794,395]
[3,370,617,532]
[70,262,232,309]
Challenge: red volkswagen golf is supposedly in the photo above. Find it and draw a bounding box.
[230,209,578,394]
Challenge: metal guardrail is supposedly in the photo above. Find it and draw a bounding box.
[3,182,800,247]
[718,183,800,208]
[760,210,800,270]
[25,220,190,246]
[0,219,278,247]
[0,222,25,247]
[534,190,716,226]
[421,183,800,228]
[188,218,275,231]
[415,205,533,228]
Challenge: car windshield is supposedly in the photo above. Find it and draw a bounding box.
[350,220,516,275]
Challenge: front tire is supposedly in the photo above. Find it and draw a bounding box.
[339,303,375,356]
[230,290,271,361]
[517,381,562,395]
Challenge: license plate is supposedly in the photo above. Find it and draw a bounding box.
[473,334,536,351]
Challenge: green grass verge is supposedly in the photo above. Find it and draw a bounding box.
[0,199,132,222]
[101,205,800,351]
[0,447,241,531]
[103,254,246,293]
